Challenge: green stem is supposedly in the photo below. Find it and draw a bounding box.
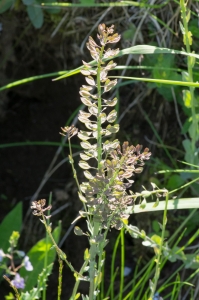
[70,259,89,299]
[119,229,125,300]
[88,34,107,299]
[96,54,104,171]
[149,193,169,299]
[43,193,52,300]
[110,232,121,299]
[180,0,197,164]
[68,138,82,193]
[89,221,100,300]
[57,258,63,300]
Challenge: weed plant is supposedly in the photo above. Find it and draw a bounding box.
[1,1,199,300]
[30,24,167,300]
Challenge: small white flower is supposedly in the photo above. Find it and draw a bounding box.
[23,256,33,271]
[0,249,5,262]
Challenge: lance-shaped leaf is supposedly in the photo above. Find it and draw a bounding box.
[107,109,117,123]
[104,79,117,93]
[79,160,92,170]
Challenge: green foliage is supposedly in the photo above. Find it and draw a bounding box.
[0,0,15,13]
[167,174,185,190]
[80,0,95,4]
[26,1,44,29]
[20,222,61,291]
[20,263,53,300]
[0,202,22,252]
[0,0,61,29]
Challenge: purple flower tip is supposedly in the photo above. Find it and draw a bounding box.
[11,273,25,289]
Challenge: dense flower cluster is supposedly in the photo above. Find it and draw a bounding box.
[31,199,52,219]
[72,24,151,229]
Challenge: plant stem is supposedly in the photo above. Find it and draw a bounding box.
[119,228,125,300]
[96,49,104,171]
[149,193,169,299]
[70,259,89,299]
[89,221,100,300]
[57,258,63,300]
[180,0,198,164]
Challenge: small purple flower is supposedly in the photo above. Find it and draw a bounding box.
[0,249,5,262]
[11,273,25,289]
[23,256,33,271]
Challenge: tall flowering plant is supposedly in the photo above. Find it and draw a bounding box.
[31,24,166,300]
[61,24,151,299]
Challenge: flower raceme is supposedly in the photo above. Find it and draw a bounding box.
[60,24,152,229]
